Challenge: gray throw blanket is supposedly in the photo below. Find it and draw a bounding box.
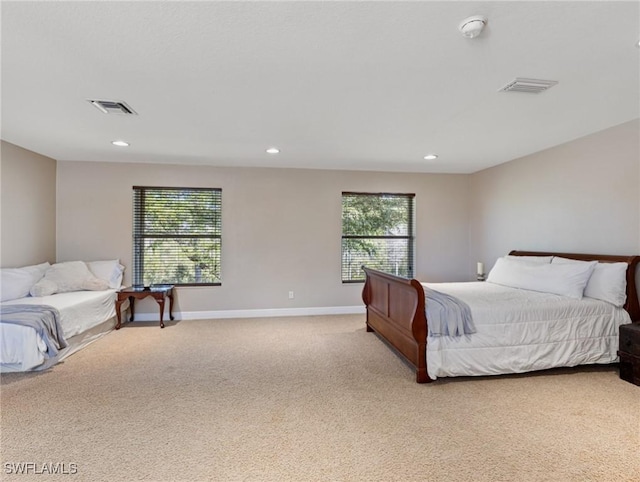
[1,304,68,370]
[424,287,476,337]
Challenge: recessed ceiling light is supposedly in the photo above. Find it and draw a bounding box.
[266,147,280,154]
[111,140,129,147]
[423,154,438,160]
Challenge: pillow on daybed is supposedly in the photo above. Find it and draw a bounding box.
[487,256,597,300]
[30,261,110,297]
[0,262,50,302]
[552,257,627,307]
[87,259,125,288]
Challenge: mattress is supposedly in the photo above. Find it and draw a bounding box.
[424,281,631,379]
[1,289,119,372]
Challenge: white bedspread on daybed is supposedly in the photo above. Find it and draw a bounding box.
[424,282,631,380]
[1,289,119,372]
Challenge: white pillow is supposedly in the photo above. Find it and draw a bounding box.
[30,261,110,296]
[0,262,50,301]
[29,279,58,297]
[552,257,627,307]
[487,257,597,299]
[87,260,125,289]
[505,255,553,264]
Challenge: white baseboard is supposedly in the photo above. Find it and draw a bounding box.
[131,305,366,322]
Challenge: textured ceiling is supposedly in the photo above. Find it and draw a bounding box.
[2,1,639,173]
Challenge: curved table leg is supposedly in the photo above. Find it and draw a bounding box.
[155,298,166,328]
[168,290,175,321]
[115,298,125,330]
[128,296,135,322]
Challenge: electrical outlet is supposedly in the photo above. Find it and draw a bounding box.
[288,291,294,299]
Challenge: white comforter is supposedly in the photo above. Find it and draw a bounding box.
[1,289,118,371]
[424,282,631,379]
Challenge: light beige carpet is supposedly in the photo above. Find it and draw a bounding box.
[1,314,639,482]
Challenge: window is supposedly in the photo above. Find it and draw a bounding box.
[341,192,415,282]
[133,186,222,286]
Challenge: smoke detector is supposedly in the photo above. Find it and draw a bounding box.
[458,16,487,39]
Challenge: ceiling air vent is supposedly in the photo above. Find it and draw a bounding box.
[499,78,558,94]
[88,99,137,115]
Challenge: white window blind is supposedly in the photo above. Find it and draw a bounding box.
[133,186,222,286]
[341,192,415,282]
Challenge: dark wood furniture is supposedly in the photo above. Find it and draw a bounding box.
[362,251,640,383]
[115,285,175,329]
[618,323,640,386]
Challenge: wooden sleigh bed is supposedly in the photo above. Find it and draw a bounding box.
[362,250,640,383]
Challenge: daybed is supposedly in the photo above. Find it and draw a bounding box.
[0,260,126,372]
[362,250,640,383]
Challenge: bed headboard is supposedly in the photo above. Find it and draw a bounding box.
[509,250,640,323]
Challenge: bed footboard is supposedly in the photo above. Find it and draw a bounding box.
[362,267,432,383]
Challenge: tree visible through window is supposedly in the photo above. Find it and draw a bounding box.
[341,192,415,282]
[133,186,222,286]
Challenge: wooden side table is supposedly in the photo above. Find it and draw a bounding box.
[115,285,175,329]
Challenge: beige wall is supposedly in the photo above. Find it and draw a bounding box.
[469,119,640,274]
[0,141,56,268]
[8,118,638,313]
[56,162,470,313]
